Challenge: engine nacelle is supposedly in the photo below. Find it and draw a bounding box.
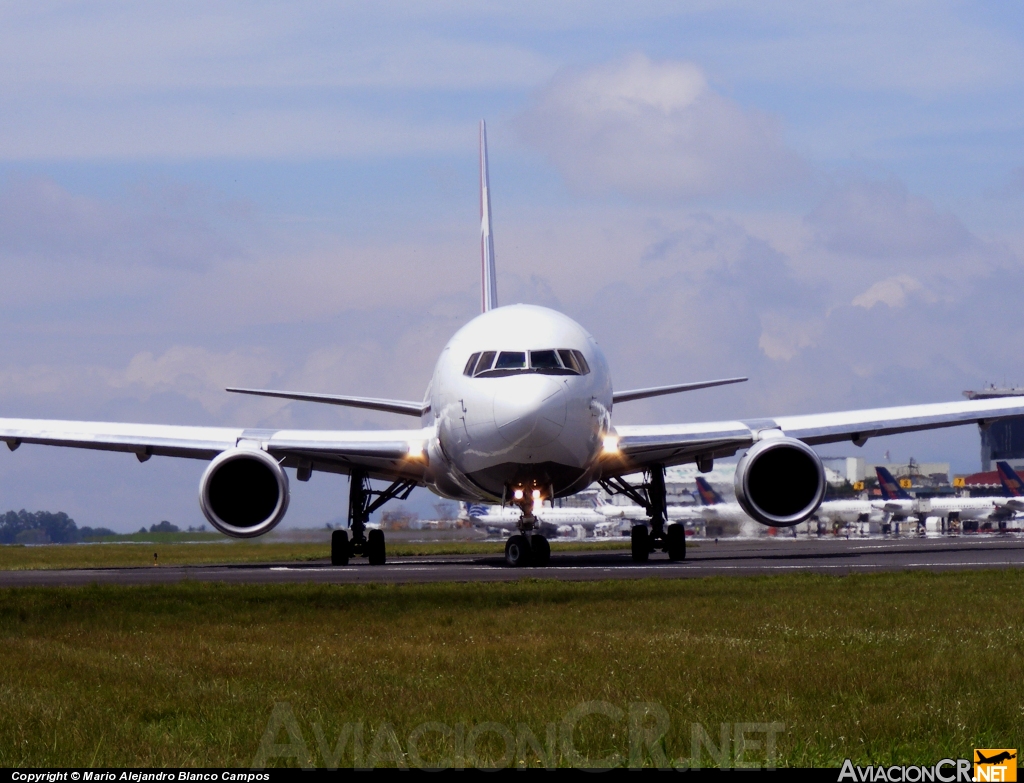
[199,448,290,538]
[733,436,826,527]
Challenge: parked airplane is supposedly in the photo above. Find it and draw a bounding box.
[462,496,643,534]
[996,461,1024,511]
[984,461,1024,522]
[812,497,883,529]
[874,466,917,521]
[690,477,750,527]
[876,466,1017,526]
[998,462,1023,494]
[4,121,1024,567]
[464,476,700,536]
[695,476,883,533]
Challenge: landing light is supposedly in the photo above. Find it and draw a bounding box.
[602,435,620,454]
[406,440,426,460]
[513,488,524,500]
[532,489,541,500]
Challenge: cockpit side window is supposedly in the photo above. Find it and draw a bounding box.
[530,350,561,370]
[474,351,497,375]
[494,351,527,370]
[557,349,579,373]
[572,350,591,374]
[463,353,481,376]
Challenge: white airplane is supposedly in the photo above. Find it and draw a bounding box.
[462,498,636,535]
[993,461,1024,518]
[4,120,1024,568]
[812,499,883,528]
[687,477,752,530]
[464,491,688,536]
[875,466,1016,526]
[667,465,882,534]
[692,475,883,534]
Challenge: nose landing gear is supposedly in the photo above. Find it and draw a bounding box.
[503,483,552,567]
[503,533,551,567]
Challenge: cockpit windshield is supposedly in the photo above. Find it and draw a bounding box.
[494,351,526,370]
[530,350,560,369]
[463,349,591,378]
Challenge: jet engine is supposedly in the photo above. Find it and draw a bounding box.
[199,448,290,538]
[733,436,826,527]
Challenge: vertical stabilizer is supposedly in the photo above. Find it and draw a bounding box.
[997,461,1024,496]
[479,120,498,312]
[875,467,912,500]
[695,477,725,506]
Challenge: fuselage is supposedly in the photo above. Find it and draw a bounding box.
[693,502,749,525]
[814,499,882,524]
[875,496,1018,521]
[423,304,612,503]
[466,503,622,531]
[920,496,1017,521]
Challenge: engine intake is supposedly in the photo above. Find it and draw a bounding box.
[733,436,825,527]
[199,448,290,538]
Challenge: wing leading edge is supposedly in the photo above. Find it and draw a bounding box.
[612,376,747,405]
[0,418,431,483]
[225,387,428,417]
[605,396,1024,474]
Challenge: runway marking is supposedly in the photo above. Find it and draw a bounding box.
[849,541,1015,550]
[265,557,1024,574]
[638,561,1024,571]
[268,565,470,572]
[272,567,339,572]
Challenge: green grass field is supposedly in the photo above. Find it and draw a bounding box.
[0,570,1021,768]
[0,539,631,570]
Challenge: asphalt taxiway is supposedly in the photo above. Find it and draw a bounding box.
[2,536,1023,587]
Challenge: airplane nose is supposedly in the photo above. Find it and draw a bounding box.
[492,375,567,448]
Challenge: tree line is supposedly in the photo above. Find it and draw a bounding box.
[0,510,115,544]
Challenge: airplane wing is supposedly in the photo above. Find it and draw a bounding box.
[0,418,431,483]
[604,397,1024,473]
[225,387,428,417]
[612,376,746,405]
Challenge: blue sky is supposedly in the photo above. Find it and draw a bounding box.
[1,2,1023,530]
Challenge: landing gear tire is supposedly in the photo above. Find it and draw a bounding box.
[531,535,550,566]
[505,535,533,567]
[666,523,686,561]
[631,525,650,563]
[367,529,386,565]
[331,530,349,566]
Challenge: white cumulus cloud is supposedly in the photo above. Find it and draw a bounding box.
[517,54,807,199]
[758,312,821,361]
[851,274,923,309]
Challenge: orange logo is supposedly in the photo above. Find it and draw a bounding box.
[975,749,1017,782]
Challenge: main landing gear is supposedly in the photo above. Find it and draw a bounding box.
[600,464,686,563]
[331,468,415,566]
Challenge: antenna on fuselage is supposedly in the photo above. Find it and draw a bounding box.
[480,119,498,313]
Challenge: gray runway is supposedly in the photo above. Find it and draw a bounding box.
[2,536,1024,587]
